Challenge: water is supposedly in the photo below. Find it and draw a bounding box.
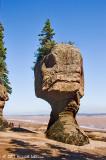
[6,118,48,124]
[5,114,106,131]
[80,125,106,131]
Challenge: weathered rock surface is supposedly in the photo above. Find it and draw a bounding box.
[0,80,9,129]
[34,43,89,145]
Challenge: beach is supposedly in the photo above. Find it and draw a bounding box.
[0,115,106,159]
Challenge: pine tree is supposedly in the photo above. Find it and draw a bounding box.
[34,19,56,65]
[0,22,12,94]
[68,40,74,45]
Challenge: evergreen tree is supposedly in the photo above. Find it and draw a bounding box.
[68,40,74,45]
[0,22,12,94]
[34,19,56,65]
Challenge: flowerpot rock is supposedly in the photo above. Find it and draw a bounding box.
[34,43,89,145]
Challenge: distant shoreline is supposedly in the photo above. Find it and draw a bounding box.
[4,113,106,117]
[4,114,106,131]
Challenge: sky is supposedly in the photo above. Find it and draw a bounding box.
[0,0,106,115]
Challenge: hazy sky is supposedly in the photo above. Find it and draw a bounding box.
[0,0,106,115]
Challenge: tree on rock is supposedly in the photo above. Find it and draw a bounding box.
[68,40,74,45]
[0,22,12,94]
[34,19,56,65]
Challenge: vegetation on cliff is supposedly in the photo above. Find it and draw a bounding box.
[0,22,12,94]
[33,19,75,67]
[34,19,56,65]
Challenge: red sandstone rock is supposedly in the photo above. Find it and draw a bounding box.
[0,80,9,129]
[34,43,89,145]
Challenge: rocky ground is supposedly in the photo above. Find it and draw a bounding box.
[0,119,106,160]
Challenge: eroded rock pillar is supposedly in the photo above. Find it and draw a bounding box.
[34,43,89,145]
[0,81,9,129]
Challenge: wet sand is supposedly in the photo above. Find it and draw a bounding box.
[0,116,106,159]
[77,115,106,131]
[5,115,106,131]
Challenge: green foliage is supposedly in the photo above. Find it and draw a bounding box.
[68,40,74,45]
[0,22,12,94]
[34,19,56,65]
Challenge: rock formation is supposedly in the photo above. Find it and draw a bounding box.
[0,79,9,129]
[34,43,89,145]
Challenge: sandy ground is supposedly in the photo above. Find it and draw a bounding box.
[5,115,106,130]
[77,116,106,130]
[0,116,106,160]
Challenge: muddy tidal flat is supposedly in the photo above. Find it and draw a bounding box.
[0,115,106,159]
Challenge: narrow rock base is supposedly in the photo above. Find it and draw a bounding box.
[46,111,89,146]
[0,116,9,131]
